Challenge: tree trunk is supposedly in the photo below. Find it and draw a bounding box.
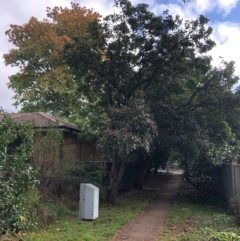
[154,161,158,175]
[145,158,154,181]
[134,176,144,190]
[134,155,152,190]
[106,156,128,204]
[106,184,118,204]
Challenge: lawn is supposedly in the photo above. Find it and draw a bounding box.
[21,193,155,241]
[4,173,170,241]
[160,182,240,241]
[5,174,237,241]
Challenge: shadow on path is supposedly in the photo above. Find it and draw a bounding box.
[111,172,183,241]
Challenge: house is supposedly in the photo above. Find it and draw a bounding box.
[0,112,139,191]
[0,112,103,163]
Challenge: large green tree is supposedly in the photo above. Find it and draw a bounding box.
[65,0,240,196]
[66,1,215,106]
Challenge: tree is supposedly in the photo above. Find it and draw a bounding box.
[97,92,157,203]
[4,3,101,116]
[149,58,240,191]
[86,1,215,107]
[64,0,221,196]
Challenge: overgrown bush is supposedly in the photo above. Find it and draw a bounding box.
[32,127,64,191]
[0,115,39,234]
[62,162,107,201]
[184,154,221,194]
[31,126,107,207]
[41,162,107,206]
[32,201,72,227]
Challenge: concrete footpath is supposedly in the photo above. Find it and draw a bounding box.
[111,171,183,241]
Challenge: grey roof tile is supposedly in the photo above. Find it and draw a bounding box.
[0,112,81,132]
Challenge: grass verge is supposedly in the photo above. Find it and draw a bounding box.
[5,173,171,241]
[160,181,240,241]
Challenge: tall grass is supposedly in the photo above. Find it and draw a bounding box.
[160,182,239,241]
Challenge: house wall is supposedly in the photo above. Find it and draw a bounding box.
[33,131,62,177]
[63,132,81,162]
[80,141,104,162]
[34,131,104,163]
[32,130,104,179]
[63,133,104,162]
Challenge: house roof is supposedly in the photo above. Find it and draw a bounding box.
[0,112,81,132]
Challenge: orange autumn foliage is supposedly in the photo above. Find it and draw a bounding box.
[4,2,101,115]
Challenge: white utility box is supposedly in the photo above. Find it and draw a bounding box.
[79,183,99,220]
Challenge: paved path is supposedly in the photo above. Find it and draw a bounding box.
[111,172,183,241]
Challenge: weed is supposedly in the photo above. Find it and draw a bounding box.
[82,233,93,241]
[160,181,238,241]
[202,228,240,241]
[19,179,159,241]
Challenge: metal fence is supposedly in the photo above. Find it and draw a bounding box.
[217,164,240,200]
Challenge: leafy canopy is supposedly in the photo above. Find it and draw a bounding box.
[4,2,101,116]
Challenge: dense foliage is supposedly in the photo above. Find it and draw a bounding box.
[3,2,101,117]
[0,115,38,233]
[4,0,240,201]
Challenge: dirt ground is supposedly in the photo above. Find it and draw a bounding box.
[110,171,183,241]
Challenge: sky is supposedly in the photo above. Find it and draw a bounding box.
[0,0,240,112]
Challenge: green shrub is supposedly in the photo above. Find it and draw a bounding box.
[184,154,220,194]
[202,228,240,241]
[42,162,107,206]
[209,231,240,241]
[62,162,107,201]
[0,115,39,234]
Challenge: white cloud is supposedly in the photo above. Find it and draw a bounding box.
[77,0,114,16]
[210,22,240,77]
[195,0,215,13]
[0,61,19,112]
[217,0,239,15]
[187,0,239,16]
[131,0,156,5]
